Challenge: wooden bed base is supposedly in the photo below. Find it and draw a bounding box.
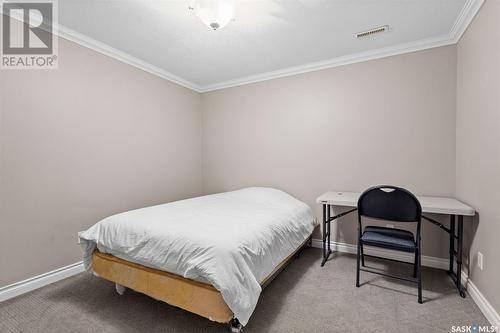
[92,235,312,325]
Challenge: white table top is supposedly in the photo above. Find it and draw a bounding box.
[316,191,475,216]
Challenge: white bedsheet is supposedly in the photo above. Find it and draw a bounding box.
[78,187,317,325]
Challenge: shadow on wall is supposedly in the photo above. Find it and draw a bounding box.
[464,213,480,280]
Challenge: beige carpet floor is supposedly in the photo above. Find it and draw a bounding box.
[0,248,489,333]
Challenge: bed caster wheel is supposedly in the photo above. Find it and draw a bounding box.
[115,283,126,295]
[459,290,466,298]
[229,319,243,333]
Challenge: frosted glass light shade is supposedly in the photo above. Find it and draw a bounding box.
[195,0,235,30]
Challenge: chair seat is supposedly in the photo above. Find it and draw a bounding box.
[361,226,416,252]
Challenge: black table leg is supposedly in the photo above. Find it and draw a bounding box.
[419,213,467,298]
[327,204,331,256]
[321,204,328,266]
[447,214,466,298]
[456,215,466,298]
[449,215,455,274]
[320,206,357,267]
[321,204,333,266]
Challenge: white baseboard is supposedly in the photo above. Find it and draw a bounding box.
[311,238,449,270]
[467,279,500,328]
[312,239,500,327]
[1,244,498,328]
[0,261,84,302]
[312,238,469,283]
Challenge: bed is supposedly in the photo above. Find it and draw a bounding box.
[79,187,317,330]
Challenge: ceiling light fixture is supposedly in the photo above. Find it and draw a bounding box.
[191,0,235,31]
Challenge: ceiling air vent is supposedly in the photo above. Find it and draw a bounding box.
[356,25,389,38]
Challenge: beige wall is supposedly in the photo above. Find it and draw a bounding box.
[0,38,203,286]
[202,45,457,258]
[456,0,500,312]
[2,6,498,316]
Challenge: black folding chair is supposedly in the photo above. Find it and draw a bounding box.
[356,185,423,303]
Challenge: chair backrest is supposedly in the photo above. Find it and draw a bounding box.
[357,185,422,222]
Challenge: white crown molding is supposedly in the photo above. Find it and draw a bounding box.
[54,24,203,93]
[0,7,201,91]
[199,34,456,92]
[450,0,485,43]
[3,0,484,93]
[199,0,484,92]
[0,261,84,302]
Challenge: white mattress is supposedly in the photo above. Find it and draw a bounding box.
[78,187,317,325]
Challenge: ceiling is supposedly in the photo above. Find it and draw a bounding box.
[57,0,482,92]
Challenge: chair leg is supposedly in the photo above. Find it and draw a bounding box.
[360,243,365,267]
[417,246,423,304]
[356,241,361,287]
[413,249,418,278]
